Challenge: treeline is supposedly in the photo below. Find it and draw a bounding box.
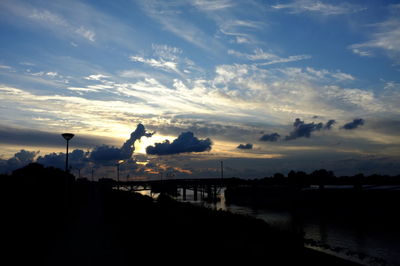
[233,169,400,188]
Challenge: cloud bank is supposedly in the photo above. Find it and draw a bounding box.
[0,150,38,174]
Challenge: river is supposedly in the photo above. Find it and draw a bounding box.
[137,188,400,266]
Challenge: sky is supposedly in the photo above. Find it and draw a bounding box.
[1,0,400,179]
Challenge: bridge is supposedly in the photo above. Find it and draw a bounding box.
[112,178,244,202]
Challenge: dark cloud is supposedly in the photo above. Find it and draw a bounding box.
[90,145,124,163]
[0,150,38,173]
[90,123,153,164]
[285,118,323,140]
[342,118,365,130]
[260,133,280,142]
[146,131,212,155]
[324,119,336,130]
[120,124,154,158]
[146,120,263,143]
[237,143,253,150]
[0,125,119,148]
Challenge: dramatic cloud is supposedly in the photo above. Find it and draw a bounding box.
[342,118,365,130]
[146,132,212,155]
[237,143,253,150]
[90,124,153,163]
[0,150,38,173]
[285,118,323,140]
[260,133,281,142]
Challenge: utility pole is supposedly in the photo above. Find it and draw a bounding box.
[117,163,120,190]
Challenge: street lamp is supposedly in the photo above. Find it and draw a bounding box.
[62,133,74,172]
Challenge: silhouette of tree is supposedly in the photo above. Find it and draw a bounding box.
[288,170,308,188]
[310,169,335,189]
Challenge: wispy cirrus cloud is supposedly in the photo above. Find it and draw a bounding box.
[349,5,400,63]
[139,0,224,52]
[130,55,180,74]
[217,19,266,44]
[0,65,12,70]
[272,0,365,15]
[0,1,96,42]
[228,48,311,66]
[129,44,201,76]
[192,0,235,11]
[75,26,96,42]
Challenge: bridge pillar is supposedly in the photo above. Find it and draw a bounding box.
[207,184,212,200]
[182,185,186,201]
[193,185,198,201]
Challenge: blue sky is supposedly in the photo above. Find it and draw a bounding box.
[1,0,399,179]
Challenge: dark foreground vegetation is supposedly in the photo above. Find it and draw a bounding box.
[1,163,360,265]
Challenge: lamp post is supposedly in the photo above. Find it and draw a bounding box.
[62,133,74,172]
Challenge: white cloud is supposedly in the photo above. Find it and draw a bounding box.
[235,36,251,44]
[29,9,68,26]
[0,1,97,43]
[67,87,100,93]
[75,26,95,42]
[139,0,223,52]
[129,44,200,76]
[218,19,265,45]
[130,55,180,74]
[85,74,110,81]
[305,67,355,81]
[258,55,311,66]
[29,8,96,42]
[0,65,12,69]
[228,48,277,60]
[46,72,58,77]
[331,72,355,81]
[350,47,373,57]
[152,44,182,60]
[192,0,234,11]
[228,48,311,65]
[272,0,365,15]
